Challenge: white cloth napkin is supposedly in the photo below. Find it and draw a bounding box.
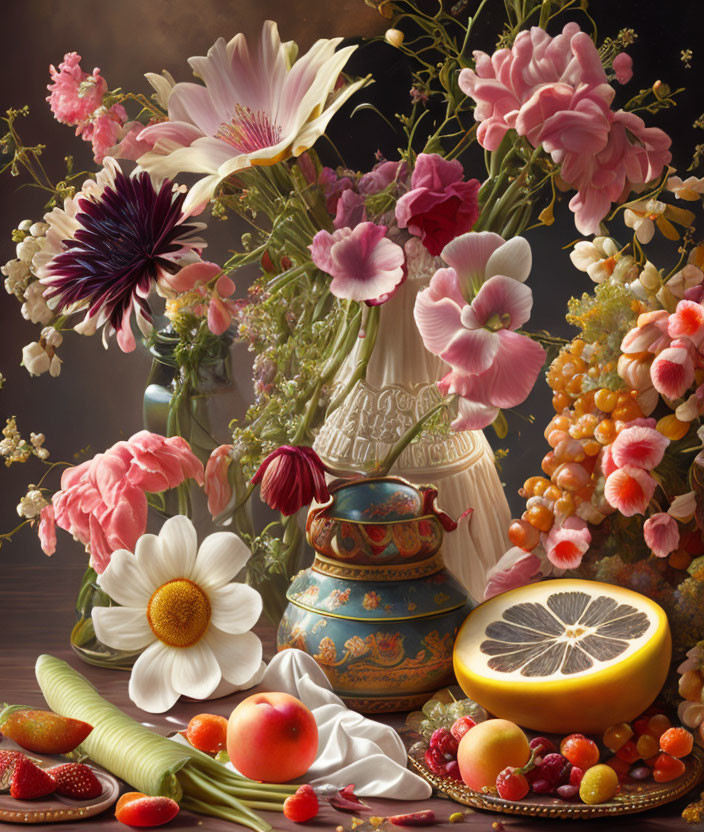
[258,649,432,799]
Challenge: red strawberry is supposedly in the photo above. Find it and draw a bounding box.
[50,763,102,800]
[115,792,180,827]
[283,784,319,823]
[0,751,26,790]
[0,708,93,754]
[9,757,56,800]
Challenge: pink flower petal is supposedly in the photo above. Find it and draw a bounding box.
[441,231,505,288]
[651,345,695,399]
[643,512,679,557]
[327,222,405,303]
[668,299,704,347]
[163,260,221,292]
[544,520,591,569]
[604,465,657,516]
[448,395,499,431]
[205,444,234,516]
[38,504,56,556]
[610,425,669,470]
[484,547,542,600]
[461,274,534,330]
[613,52,633,84]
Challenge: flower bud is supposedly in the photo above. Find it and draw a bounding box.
[384,28,404,48]
[22,342,51,376]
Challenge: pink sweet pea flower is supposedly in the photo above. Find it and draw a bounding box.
[251,445,330,516]
[604,465,657,516]
[668,299,704,347]
[395,153,480,256]
[650,342,696,399]
[643,512,680,558]
[544,516,591,570]
[483,547,542,600]
[204,444,235,517]
[612,52,634,84]
[414,232,545,430]
[47,52,107,126]
[310,222,405,304]
[610,425,669,470]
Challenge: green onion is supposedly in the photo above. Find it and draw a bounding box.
[35,655,297,830]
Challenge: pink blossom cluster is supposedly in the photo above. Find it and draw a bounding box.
[458,23,671,235]
[47,52,147,163]
[38,431,204,573]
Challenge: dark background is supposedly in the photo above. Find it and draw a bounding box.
[0,0,701,588]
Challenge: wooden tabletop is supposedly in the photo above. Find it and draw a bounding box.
[0,558,700,831]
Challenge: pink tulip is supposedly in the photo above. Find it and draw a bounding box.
[612,52,633,84]
[484,547,542,600]
[395,153,480,255]
[543,516,591,570]
[604,465,657,516]
[650,343,696,399]
[643,512,680,558]
[310,222,405,304]
[251,445,330,516]
[610,425,669,470]
[205,444,235,517]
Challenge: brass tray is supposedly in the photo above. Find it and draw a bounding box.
[405,735,704,820]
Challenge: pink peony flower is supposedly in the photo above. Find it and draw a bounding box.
[47,52,107,126]
[483,547,542,600]
[414,232,545,430]
[251,445,330,516]
[610,425,669,470]
[604,465,657,516]
[643,512,680,558]
[612,52,634,84]
[38,504,56,556]
[310,222,405,304]
[42,431,204,572]
[650,342,696,399]
[395,154,480,256]
[204,444,234,517]
[544,516,591,570]
[668,299,704,347]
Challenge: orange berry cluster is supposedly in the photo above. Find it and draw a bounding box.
[508,339,644,547]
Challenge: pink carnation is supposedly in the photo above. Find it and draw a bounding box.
[610,425,669,470]
[643,512,680,558]
[484,547,542,600]
[41,431,204,573]
[604,465,657,516]
[543,516,591,570]
[47,52,107,126]
[395,154,480,256]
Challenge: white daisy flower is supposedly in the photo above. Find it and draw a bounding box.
[92,515,263,713]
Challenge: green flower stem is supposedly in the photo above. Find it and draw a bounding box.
[180,797,271,832]
[325,304,380,416]
[371,396,456,477]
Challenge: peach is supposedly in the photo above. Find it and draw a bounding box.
[457,719,530,791]
[227,691,318,783]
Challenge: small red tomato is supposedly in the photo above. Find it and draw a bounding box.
[283,784,319,823]
[115,792,180,827]
[186,713,229,754]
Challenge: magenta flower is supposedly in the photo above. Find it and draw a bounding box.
[204,444,235,517]
[414,231,546,430]
[395,154,480,256]
[612,52,633,84]
[483,547,542,600]
[251,445,329,516]
[137,22,366,213]
[357,160,407,196]
[650,341,696,400]
[543,516,591,570]
[610,425,669,470]
[310,222,405,304]
[40,431,204,572]
[604,465,657,517]
[35,159,206,352]
[47,52,107,126]
[643,512,680,558]
[333,190,367,230]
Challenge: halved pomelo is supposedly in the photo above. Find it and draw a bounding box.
[453,579,671,734]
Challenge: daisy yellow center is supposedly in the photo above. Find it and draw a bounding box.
[146,579,211,648]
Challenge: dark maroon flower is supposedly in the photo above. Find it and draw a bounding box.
[251,445,330,515]
[36,158,206,352]
[395,153,480,256]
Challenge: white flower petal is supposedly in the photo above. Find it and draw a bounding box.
[205,627,263,685]
[485,236,532,283]
[209,583,263,634]
[128,641,180,713]
[97,549,154,608]
[158,515,198,578]
[134,533,173,591]
[171,640,221,699]
[92,606,154,652]
[192,531,252,590]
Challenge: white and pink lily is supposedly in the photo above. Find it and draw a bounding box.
[138,21,367,212]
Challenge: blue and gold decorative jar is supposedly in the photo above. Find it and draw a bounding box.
[277,476,473,713]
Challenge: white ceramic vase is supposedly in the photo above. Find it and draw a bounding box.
[313,238,510,600]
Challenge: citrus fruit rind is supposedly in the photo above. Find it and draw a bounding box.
[453,579,671,734]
